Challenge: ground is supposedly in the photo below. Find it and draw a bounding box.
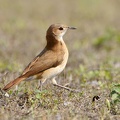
[0,0,120,120]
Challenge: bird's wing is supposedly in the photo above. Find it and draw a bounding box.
[22,48,47,75]
[22,49,63,77]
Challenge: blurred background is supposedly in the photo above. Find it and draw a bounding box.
[0,0,120,72]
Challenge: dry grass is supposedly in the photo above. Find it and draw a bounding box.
[0,0,120,120]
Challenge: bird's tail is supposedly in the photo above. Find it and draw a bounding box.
[3,76,26,91]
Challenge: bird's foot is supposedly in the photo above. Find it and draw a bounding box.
[52,79,80,93]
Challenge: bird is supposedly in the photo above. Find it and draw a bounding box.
[3,24,76,92]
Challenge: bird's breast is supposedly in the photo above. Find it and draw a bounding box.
[41,41,69,79]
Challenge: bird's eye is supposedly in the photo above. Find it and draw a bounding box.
[59,27,63,30]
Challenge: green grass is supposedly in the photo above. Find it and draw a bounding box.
[0,0,120,120]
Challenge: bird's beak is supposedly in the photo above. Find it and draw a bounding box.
[68,27,77,29]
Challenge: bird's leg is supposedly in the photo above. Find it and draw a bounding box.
[52,78,80,92]
[40,81,42,91]
[38,79,46,91]
[38,81,43,91]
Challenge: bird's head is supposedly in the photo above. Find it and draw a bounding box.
[47,24,76,41]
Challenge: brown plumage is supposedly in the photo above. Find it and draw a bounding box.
[3,24,76,91]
